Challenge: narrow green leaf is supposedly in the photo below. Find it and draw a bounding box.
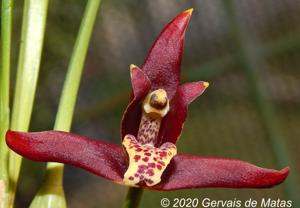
[0,0,13,207]
[8,0,49,206]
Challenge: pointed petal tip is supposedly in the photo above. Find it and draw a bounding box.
[183,8,194,16]
[203,81,209,89]
[274,166,289,182]
[280,166,290,178]
[130,64,137,70]
[282,166,290,172]
[129,64,137,77]
[265,166,289,187]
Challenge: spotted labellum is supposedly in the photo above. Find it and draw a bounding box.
[6,9,288,190]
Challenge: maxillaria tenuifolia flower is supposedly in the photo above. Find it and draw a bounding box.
[6,9,288,191]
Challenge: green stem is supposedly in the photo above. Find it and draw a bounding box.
[122,187,144,208]
[8,0,49,206]
[222,0,300,206]
[30,0,101,207]
[0,0,13,207]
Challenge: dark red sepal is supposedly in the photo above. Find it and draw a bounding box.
[6,130,127,183]
[142,9,192,99]
[151,154,289,191]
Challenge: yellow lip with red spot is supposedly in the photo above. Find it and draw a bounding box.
[123,135,177,186]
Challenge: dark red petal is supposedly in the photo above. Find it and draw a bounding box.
[179,81,209,105]
[120,68,151,141]
[130,65,151,99]
[151,154,289,191]
[6,130,127,183]
[158,82,208,144]
[142,9,192,99]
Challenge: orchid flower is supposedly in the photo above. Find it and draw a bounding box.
[6,9,288,191]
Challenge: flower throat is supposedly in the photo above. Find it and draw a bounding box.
[137,89,169,145]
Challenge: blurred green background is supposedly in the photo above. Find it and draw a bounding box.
[7,0,300,207]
